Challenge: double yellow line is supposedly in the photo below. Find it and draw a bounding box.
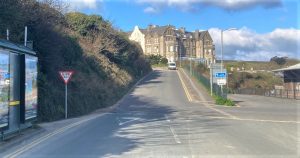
[177,70,192,102]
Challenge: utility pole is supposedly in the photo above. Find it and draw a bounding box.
[179,45,182,68]
[221,30,224,96]
[220,28,237,97]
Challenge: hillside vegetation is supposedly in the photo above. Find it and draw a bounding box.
[0,0,151,121]
[225,58,299,71]
[225,59,298,90]
[181,58,298,90]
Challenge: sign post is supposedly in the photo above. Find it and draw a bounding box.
[59,71,74,119]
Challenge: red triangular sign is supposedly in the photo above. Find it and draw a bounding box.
[59,71,74,84]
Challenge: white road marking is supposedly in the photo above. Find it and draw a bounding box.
[226,145,235,149]
[165,115,171,122]
[118,117,140,126]
[169,126,181,144]
[165,115,181,144]
[208,116,300,124]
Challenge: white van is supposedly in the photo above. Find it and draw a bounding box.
[168,62,177,70]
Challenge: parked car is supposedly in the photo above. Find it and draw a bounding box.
[168,62,177,70]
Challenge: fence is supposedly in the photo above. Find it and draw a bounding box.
[183,63,228,99]
[233,88,300,100]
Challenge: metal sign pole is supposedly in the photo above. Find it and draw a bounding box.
[210,65,213,96]
[59,70,74,119]
[220,30,224,97]
[65,84,68,119]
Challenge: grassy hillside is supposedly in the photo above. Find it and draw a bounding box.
[181,59,298,90]
[224,59,299,71]
[228,71,283,90]
[0,0,151,121]
[225,59,298,90]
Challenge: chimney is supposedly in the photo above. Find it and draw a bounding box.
[194,29,199,39]
[179,27,185,33]
[148,24,158,29]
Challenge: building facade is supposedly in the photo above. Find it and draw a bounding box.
[128,25,215,65]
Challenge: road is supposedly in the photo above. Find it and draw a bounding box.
[2,69,299,158]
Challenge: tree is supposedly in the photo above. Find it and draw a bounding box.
[270,56,287,65]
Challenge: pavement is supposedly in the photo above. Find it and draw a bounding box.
[0,69,299,158]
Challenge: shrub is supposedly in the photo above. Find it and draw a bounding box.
[160,58,168,64]
[0,1,151,122]
[215,95,235,106]
[215,96,226,105]
[225,99,235,106]
[146,55,168,66]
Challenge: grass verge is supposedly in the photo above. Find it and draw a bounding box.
[213,95,235,106]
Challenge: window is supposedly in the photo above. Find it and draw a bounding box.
[170,46,174,52]
[147,46,151,53]
[154,46,159,53]
[206,49,210,55]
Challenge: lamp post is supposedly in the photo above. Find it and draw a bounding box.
[220,28,237,96]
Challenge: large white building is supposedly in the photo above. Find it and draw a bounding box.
[128,25,216,65]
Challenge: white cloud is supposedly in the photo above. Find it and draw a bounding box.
[63,0,100,11]
[208,27,300,61]
[144,6,159,13]
[136,0,282,13]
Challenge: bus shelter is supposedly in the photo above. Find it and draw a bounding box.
[0,39,38,139]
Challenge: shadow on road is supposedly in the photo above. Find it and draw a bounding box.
[20,70,230,158]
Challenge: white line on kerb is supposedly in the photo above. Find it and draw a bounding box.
[4,115,100,158]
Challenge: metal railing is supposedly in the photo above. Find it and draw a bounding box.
[182,62,227,99]
[233,88,300,100]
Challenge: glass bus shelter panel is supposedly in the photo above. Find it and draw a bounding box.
[24,55,38,121]
[0,51,10,131]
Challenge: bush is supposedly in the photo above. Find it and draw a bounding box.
[215,96,235,106]
[146,55,168,66]
[270,56,287,65]
[161,58,168,64]
[225,99,235,106]
[215,96,226,105]
[0,1,151,122]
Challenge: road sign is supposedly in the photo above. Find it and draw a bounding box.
[215,72,226,78]
[217,78,227,85]
[59,70,74,119]
[59,71,74,84]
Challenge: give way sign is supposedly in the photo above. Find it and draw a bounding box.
[59,71,74,84]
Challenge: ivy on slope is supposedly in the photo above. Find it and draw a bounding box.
[0,0,151,121]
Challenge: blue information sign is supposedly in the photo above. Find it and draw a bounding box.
[215,72,226,78]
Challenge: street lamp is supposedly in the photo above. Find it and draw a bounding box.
[220,28,237,96]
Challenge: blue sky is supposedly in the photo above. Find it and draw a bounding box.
[66,0,299,61]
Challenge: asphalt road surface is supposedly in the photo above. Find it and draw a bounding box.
[2,70,299,158]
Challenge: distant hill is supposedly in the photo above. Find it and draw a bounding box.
[224,59,299,71]
[223,59,299,90]
[0,0,151,121]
